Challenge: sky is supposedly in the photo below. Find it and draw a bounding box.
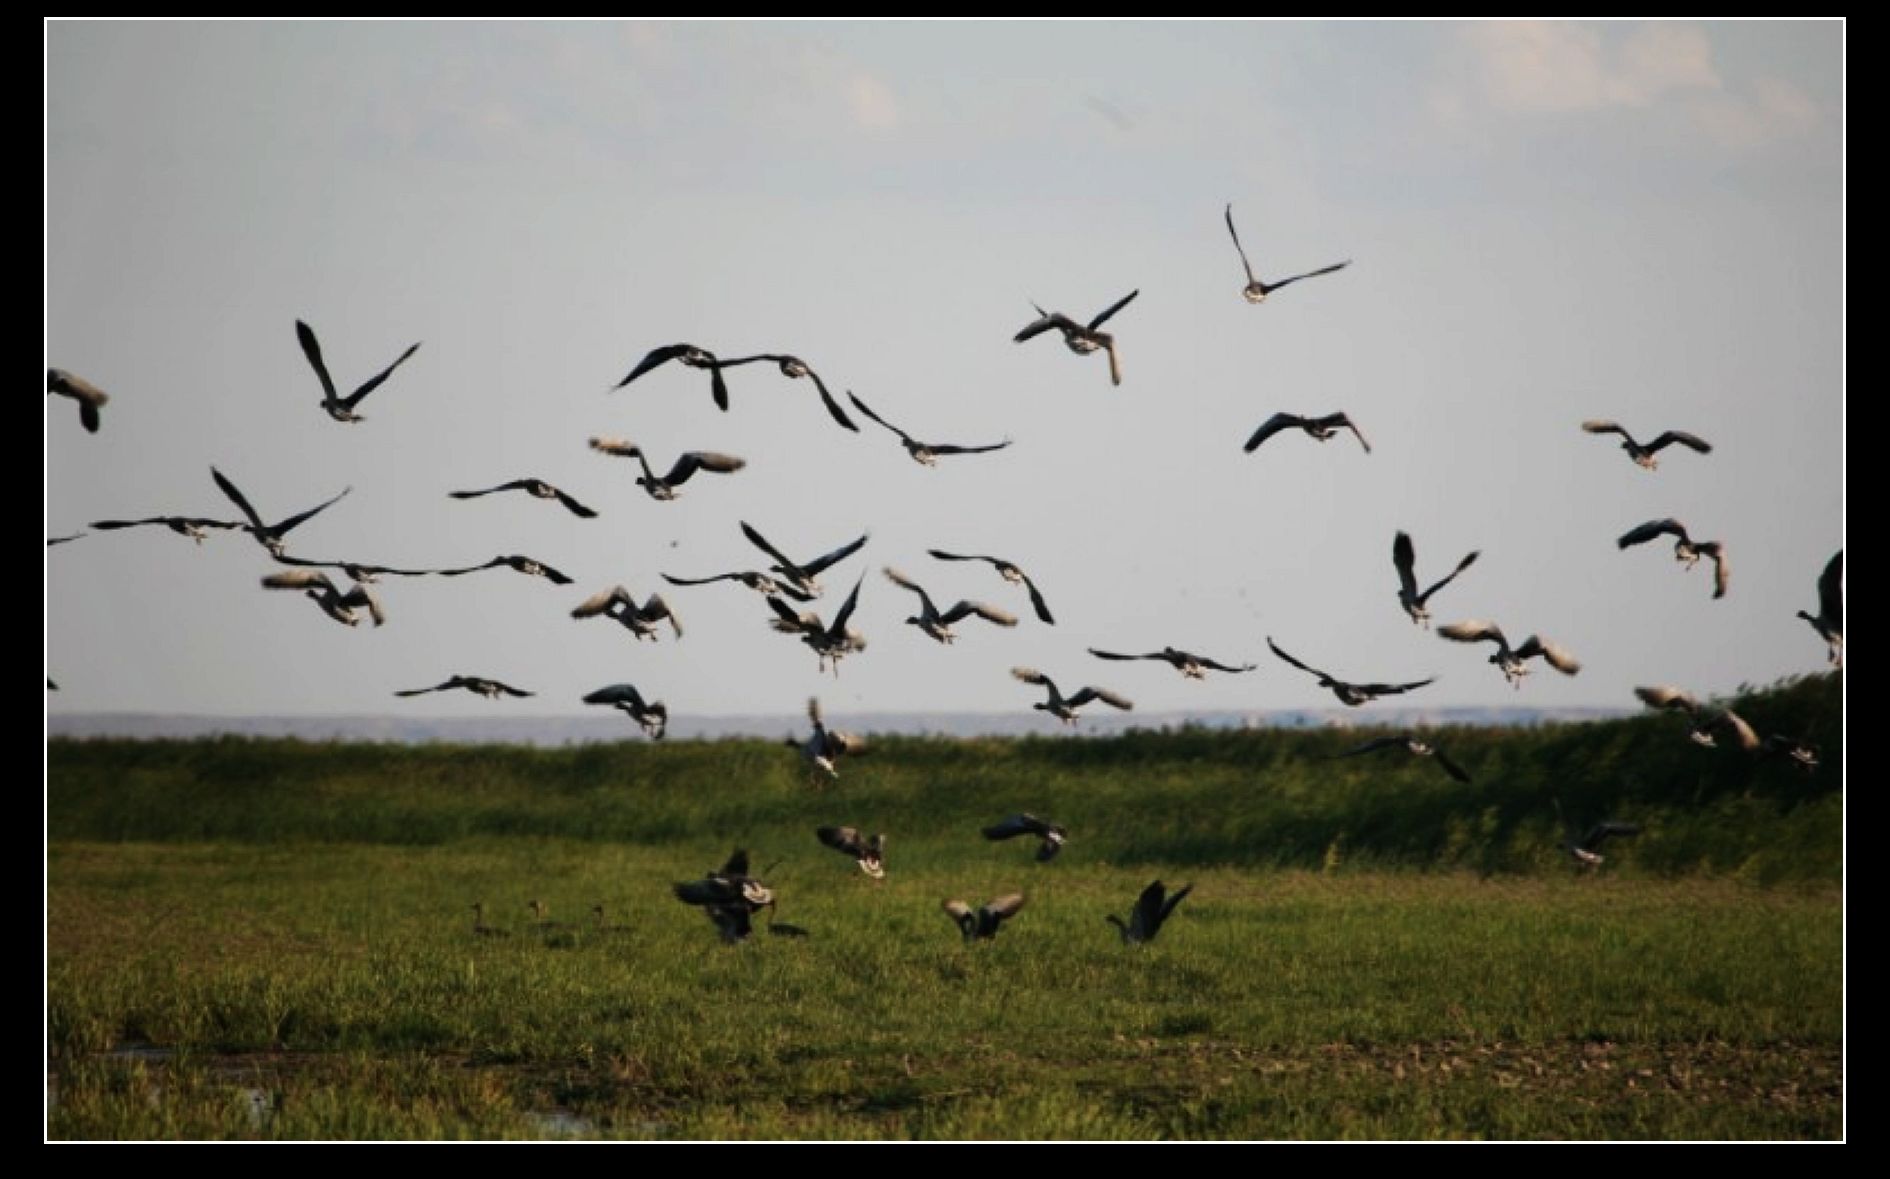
[44,20,1843,726]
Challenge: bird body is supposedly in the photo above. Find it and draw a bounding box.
[942,894,1026,942]
[1798,551,1843,667]
[673,849,776,943]
[261,570,384,627]
[790,697,864,778]
[1010,667,1132,724]
[767,577,866,676]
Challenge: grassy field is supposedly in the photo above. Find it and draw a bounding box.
[46,675,1844,1139]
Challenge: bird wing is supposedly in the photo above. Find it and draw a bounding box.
[982,894,1028,922]
[1266,260,1351,290]
[265,486,353,541]
[641,592,682,638]
[739,521,803,577]
[1647,431,1712,456]
[1087,289,1139,331]
[845,391,912,443]
[942,899,975,925]
[612,343,690,389]
[1618,519,1688,549]
[1265,636,1329,681]
[1338,735,1408,759]
[666,452,747,485]
[1018,572,1055,625]
[1329,412,1372,453]
[940,601,1017,627]
[1699,544,1729,599]
[1419,550,1480,604]
[708,362,730,412]
[589,436,643,459]
[1432,749,1472,784]
[1438,620,1507,649]
[1243,412,1303,453]
[262,569,336,593]
[1012,309,1081,343]
[721,848,751,877]
[394,683,447,697]
[924,439,1013,457]
[344,583,386,626]
[1104,337,1123,386]
[571,585,633,619]
[1635,685,1700,714]
[1157,882,1193,924]
[487,680,533,697]
[1584,822,1641,850]
[803,368,859,432]
[801,531,871,578]
[341,341,422,409]
[1392,532,1419,598]
[1194,653,1256,673]
[1359,678,1435,697]
[1817,551,1843,633]
[1087,648,1152,663]
[1223,203,1258,286]
[517,556,572,584]
[817,826,866,858]
[882,566,932,611]
[546,487,597,518]
[1068,686,1133,711]
[448,481,525,499]
[662,571,745,589]
[765,594,811,630]
[982,814,1045,841]
[584,684,649,709]
[1516,636,1581,675]
[209,467,269,533]
[1705,708,1760,752]
[1581,420,1628,439]
[296,320,340,405]
[828,575,865,633]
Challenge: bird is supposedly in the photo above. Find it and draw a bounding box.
[296,320,421,423]
[1013,289,1138,386]
[432,554,573,586]
[662,569,813,603]
[1436,622,1579,689]
[883,567,1017,643]
[1088,646,1255,679]
[88,515,245,545]
[1266,637,1434,706]
[1617,519,1729,599]
[788,697,865,779]
[982,813,1068,862]
[1223,204,1351,303]
[589,438,747,500]
[1580,421,1712,470]
[261,570,385,627]
[1759,735,1821,773]
[590,904,632,935]
[582,683,669,739]
[1554,798,1640,868]
[1335,734,1471,783]
[211,467,352,559]
[571,586,682,641]
[846,392,1012,467]
[270,554,442,584]
[926,549,1055,624]
[526,900,571,932]
[673,849,776,943]
[612,343,735,411]
[1798,550,1843,667]
[816,826,886,879]
[1393,532,1480,627]
[470,902,510,938]
[1633,686,1740,745]
[739,522,870,600]
[47,368,110,433]
[713,353,859,431]
[767,576,867,676]
[395,675,532,699]
[448,479,597,519]
[1010,667,1132,724]
[1108,880,1193,945]
[1243,411,1371,455]
[942,894,1027,942]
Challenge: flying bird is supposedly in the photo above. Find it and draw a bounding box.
[612,343,735,411]
[884,567,1017,643]
[1581,421,1712,470]
[816,826,886,879]
[395,675,533,699]
[673,849,776,943]
[589,438,746,500]
[260,570,385,628]
[296,320,421,423]
[1437,622,1580,689]
[1632,685,1756,750]
[582,683,669,740]
[1010,667,1132,724]
[1108,880,1193,945]
[211,467,351,558]
[448,479,597,519]
[433,554,573,586]
[982,813,1068,863]
[766,576,867,676]
[1012,289,1138,386]
[47,368,109,433]
[88,516,244,545]
[788,697,865,779]
[1798,550,1843,667]
[1335,735,1471,784]
[1243,411,1371,455]
[714,353,859,431]
[271,553,442,584]
[662,569,813,603]
[1393,532,1480,628]
[1088,646,1255,679]
[942,894,1027,942]
[571,586,682,641]
[740,521,869,600]
[1554,798,1640,868]
[1223,204,1351,303]
[1617,519,1729,599]
[926,549,1055,624]
[846,392,1011,467]
[1266,637,1434,706]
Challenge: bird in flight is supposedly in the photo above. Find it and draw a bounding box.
[1798,550,1843,667]
[847,392,1011,467]
[1223,204,1351,303]
[571,586,682,641]
[583,683,669,740]
[1243,411,1371,455]
[211,467,351,559]
[942,894,1027,942]
[884,567,1018,644]
[589,438,746,501]
[1266,637,1433,706]
[817,826,886,879]
[48,368,109,433]
[612,343,735,411]
[1012,289,1138,386]
[714,353,859,431]
[1617,518,1729,600]
[1088,646,1254,679]
[1393,531,1480,628]
[740,521,869,600]
[395,675,532,699]
[1010,668,1132,724]
[982,812,1068,862]
[449,478,597,519]
[767,576,868,677]
[926,550,1055,624]
[1335,734,1471,784]
[1580,421,1712,470]
[296,320,421,423]
[1108,880,1193,945]
[1437,621,1580,689]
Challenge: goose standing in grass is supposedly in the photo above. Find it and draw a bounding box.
[433,554,573,586]
[591,904,632,935]
[611,343,735,411]
[884,567,1017,643]
[1393,532,1480,628]
[1437,622,1579,689]
[1088,646,1255,679]
[395,675,533,700]
[589,438,747,500]
[1243,411,1371,455]
[211,467,351,559]
[767,576,867,676]
[1013,289,1138,386]
[943,894,1027,942]
[713,353,859,431]
[1010,667,1132,724]
[448,478,597,519]
[926,549,1056,624]
[982,813,1068,862]
[789,697,865,779]
[89,515,244,546]
[1798,550,1843,667]
[571,586,682,641]
[1335,735,1471,784]
[470,903,510,938]
[48,368,109,433]
[261,570,385,627]
[1580,421,1712,470]
[1109,880,1193,945]
[1223,204,1351,303]
[816,826,886,878]
[526,900,572,933]
[1617,519,1729,599]
[1554,798,1640,868]
[662,569,813,603]
[583,684,668,739]
[846,392,1012,467]
[673,849,776,944]
[740,521,870,600]
[296,319,421,423]
[1266,637,1434,706]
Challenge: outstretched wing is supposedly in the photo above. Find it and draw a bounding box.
[829,575,865,632]
[1265,260,1351,291]
[845,391,912,444]
[1243,412,1303,453]
[665,452,747,486]
[740,521,801,574]
[1068,686,1134,711]
[1392,532,1419,599]
[1265,636,1328,680]
[1012,308,1080,343]
[926,439,1012,457]
[270,485,354,540]
[612,343,691,389]
[802,531,871,578]
[1087,289,1139,331]
[1516,636,1581,675]
[1438,620,1507,649]
[296,320,339,405]
[1618,518,1689,549]
[1358,677,1435,697]
[1338,735,1409,759]
[1420,550,1480,604]
[1431,749,1472,784]
[342,341,422,409]
[1634,685,1700,715]
[1581,420,1629,440]
[1646,430,1712,456]
[1223,203,1258,286]
[939,601,1017,627]
[982,814,1047,841]
[210,466,268,532]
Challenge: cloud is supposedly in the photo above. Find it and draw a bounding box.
[1463,22,1720,114]
[847,73,899,131]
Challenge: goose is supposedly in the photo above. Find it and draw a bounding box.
[589,438,747,500]
[766,576,866,676]
[1108,880,1193,945]
[448,478,597,519]
[673,849,776,943]
[47,368,109,433]
[1243,411,1371,455]
[1013,289,1138,385]
[590,903,632,934]
[1223,204,1351,303]
[740,522,869,600]
[526,900,572,932]
[395,675,532,699]
[788,697,865,779]
[926,549,1055,624]
[1617,519,1729,599]
[816,826,886,878]
[1437,622,1579,689]
[1554,798,1640,867]
[1759,735,1821,773]
[1266,637,1434,706]
[846,392,1011,467]
[211,467,351,558]
[89,515,244,545]
[942,894,1027,942]
[611,343,734,411]
[582,683,669,739]
[1010,667,1132,724]
[1393,532,1480,627]
[470,902,510,938]
[1581,421,1712,470]
[296,320,421,423]
[1798,550,1843,667]
[982,813,1068,862]
[662,569,813,603]
[1088,646,1254,679]
[571,585,682,641]
[261,570,385,627]
[1335,735,1471,783]
[433,554,573,586]
[1634,685,1744,748]
[713,353,859,431]
[884,567,1017,643]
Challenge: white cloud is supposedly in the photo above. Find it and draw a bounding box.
[1463,21,1720,114]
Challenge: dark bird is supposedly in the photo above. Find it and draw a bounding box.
[767,576,867,676]
[926,549,1055,624]
[1437,622,1580,689]
[884,567,1017,643]
[48,368,109,433]
[788,697,865,779]
[1266,637,1434,706]
[846,392,1011,467]
[1012,289,1139,386]
[714,353,859,431]
[1759,735,1821,773]
[433,554,573,586]
[1798,550,1843,667]
[1617,518,1729,599]
[662,569,813,603]
[211,467,351,558]
[261,570,385,628]
[1108,880,1193,945]
[1581,420,1712,470]
[1223,203,1351,303]
[673,848,776,943]
[1088,646,1254,680]
[583,683,669,739]
[1336,735,1471,784]
[1010,667,1132,724]
[1243,411,1371,455]
[816,826,886,879]
[470,902,510,938]
[1554,798,1640,868]
[448,478,597,519]
[89,515,244,545]
[740,521,870,600]
[982,813,1068,862]
[589,437,746,500]
[526,900,571,933]
[296,319,421,423]
[1393,531,1480,627]
[571,585,682,641]
[612,343,734,411]
[395,675,532,699]
[942,894,1027,942]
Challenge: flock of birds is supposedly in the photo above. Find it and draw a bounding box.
[47,203,1842,946]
